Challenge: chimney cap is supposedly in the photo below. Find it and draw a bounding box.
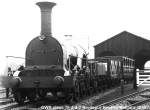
[36,2,56,9]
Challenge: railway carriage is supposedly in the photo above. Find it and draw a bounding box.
[87,56,135,91]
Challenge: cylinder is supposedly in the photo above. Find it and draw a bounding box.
[36,2,56,36]
[53,76,64,86]
[0,76,21,88]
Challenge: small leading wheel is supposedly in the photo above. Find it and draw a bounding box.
[73,81,80,102]
[14,91,26,105]
[86,82,91,96]
[94,81,98,93]
[80,81,86,98]
[27,91,36,102]
[65,92,74,105]
[38,89,47,99]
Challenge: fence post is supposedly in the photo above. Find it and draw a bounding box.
[121,79,124,94]
[120,60,124,95]
[136,69,139,86]
[133,68,137,90]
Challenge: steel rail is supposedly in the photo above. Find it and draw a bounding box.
[124,98,150,110]
[0,88,5,93]
[98,87,150,107]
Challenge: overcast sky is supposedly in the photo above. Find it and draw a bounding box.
[0,0,150,73]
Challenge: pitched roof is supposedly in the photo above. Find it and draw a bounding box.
[94,31,150,47]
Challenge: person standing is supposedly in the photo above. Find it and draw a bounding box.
[6,67,12,98]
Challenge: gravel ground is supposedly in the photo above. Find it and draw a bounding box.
[93,84,137,106]
[1,84,149,110]
[93,84,150,106]
[140,102,150,110]
[97,86,150,110]
[72,84,138,110]
[75,86,119,107]
[127,95,146,102]
[140,91,150,96]
[0,92,6,99]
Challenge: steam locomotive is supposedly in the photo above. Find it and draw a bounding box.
[8,2,89,104]
[5,2,135,104]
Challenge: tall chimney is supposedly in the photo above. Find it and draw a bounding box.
[36,2,56,37]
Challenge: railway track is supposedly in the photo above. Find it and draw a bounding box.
[1,94,95,110]
[1,85,149,110]
[0,88,5,93]
[0,88,115,110]
[0,86,130,109]
[0,92,17,110]
[98,88,150,110]
[0,95,68,110]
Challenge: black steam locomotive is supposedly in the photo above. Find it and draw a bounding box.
[7,2,135,104]
[10,2,90,104]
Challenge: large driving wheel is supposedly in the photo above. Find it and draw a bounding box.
[38,89,47,99]
[73,81,80,102]
[27,91,36,102]
[84,80,89,96]
[94,81,98,93]
[14,91,26,105]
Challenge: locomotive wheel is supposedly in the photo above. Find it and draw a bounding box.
[98,83,102,92]
[73,81,80,102]
[97,81,101,92]
[94,81,98,93]
[79,82,84,98]
[14,91,26,105]
[27,91,36,102]
[85,82,89,96]
[82,81,87,97]
[65,92,74,105]
[90,87,94,95]
[38,89,47,98]
[87,87,91,96]
[87,82,91,96]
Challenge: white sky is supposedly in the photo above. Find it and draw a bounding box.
[0,0,150,73]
